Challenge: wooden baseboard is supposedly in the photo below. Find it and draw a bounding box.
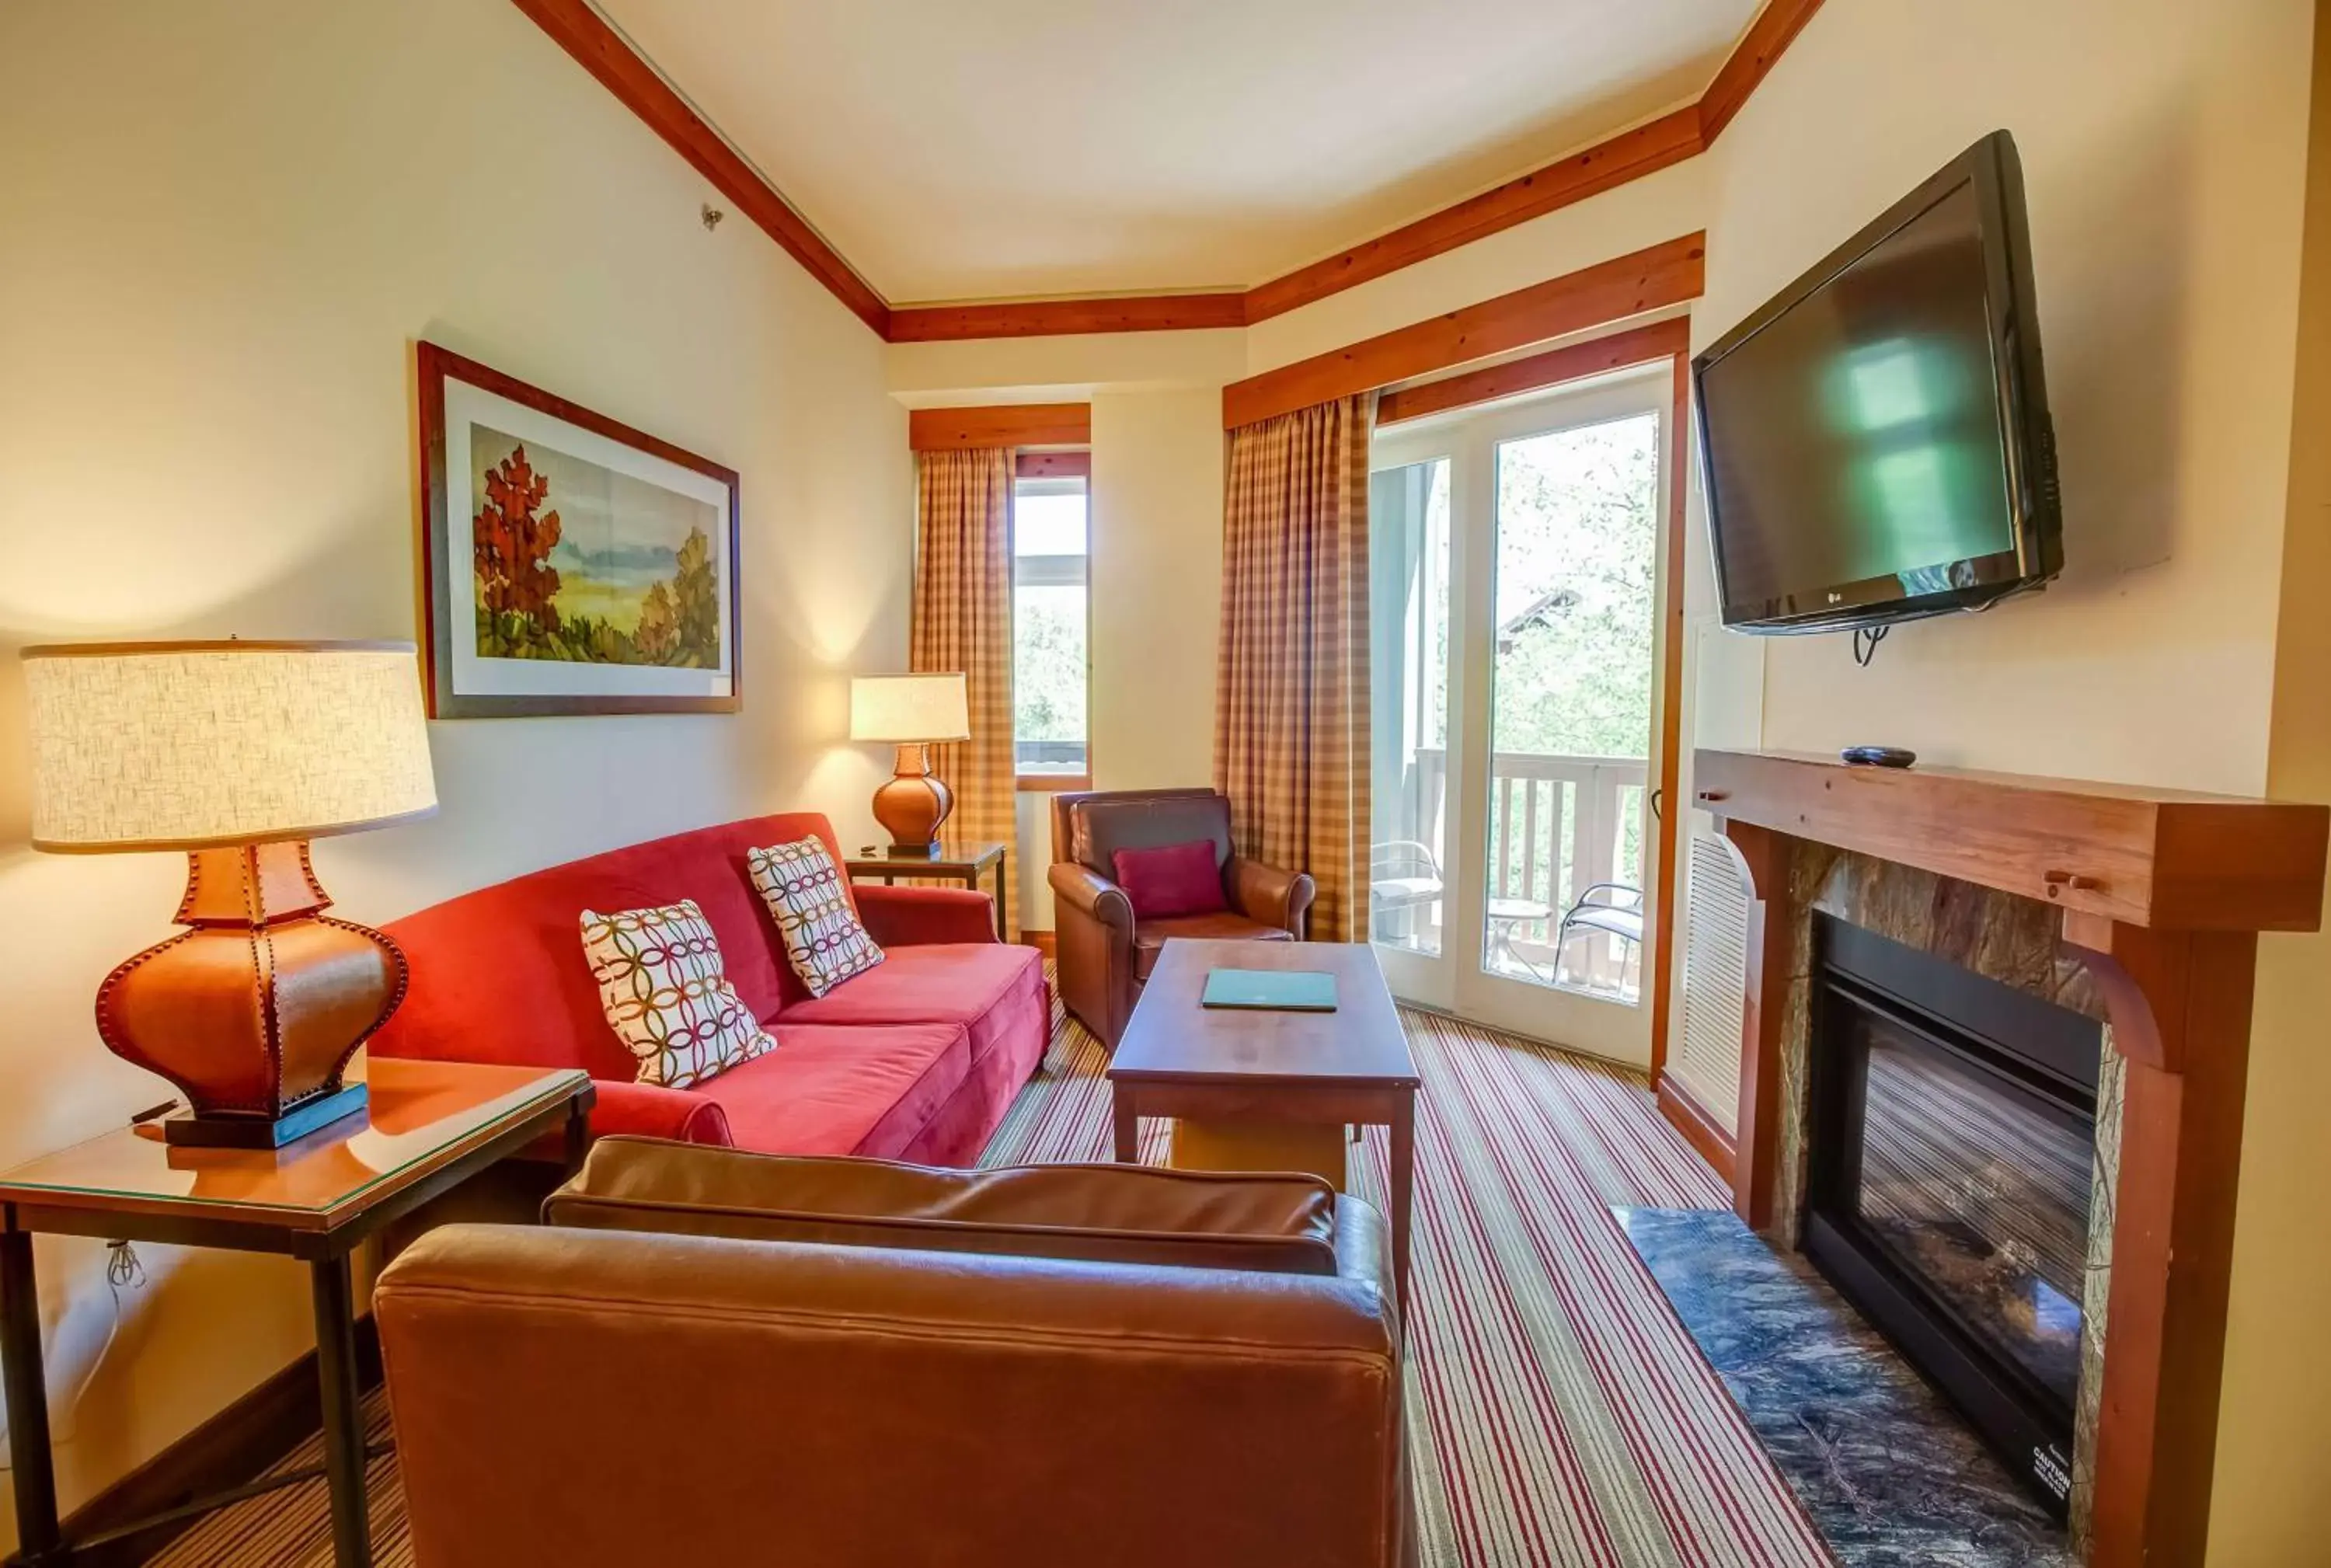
[2,1319,382,1568]
[1656,1073,1737,1190]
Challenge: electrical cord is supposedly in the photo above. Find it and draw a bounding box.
[1852,624,1890,667]
[0,1241,145,1472]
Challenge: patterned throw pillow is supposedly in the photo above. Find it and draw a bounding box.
[579,899,776,1088]
[747,836,884,998]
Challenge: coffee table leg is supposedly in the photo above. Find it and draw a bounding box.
[1388,1094,1415,1319]
[995,852,1009,942]
[1112,1090,1139,1164]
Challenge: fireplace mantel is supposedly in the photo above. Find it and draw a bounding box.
[1688,747,2328,1568]
[1695,748,2329,931]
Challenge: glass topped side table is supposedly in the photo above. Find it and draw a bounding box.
[0,1058,595,1568]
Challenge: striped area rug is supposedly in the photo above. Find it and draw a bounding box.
[983,991,1831,1568]
[148,978,1828,1567]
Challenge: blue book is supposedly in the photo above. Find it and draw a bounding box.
[1200,968,1338,1012]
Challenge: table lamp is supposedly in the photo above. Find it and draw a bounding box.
[849,672,970,857]
[23,639,439,1148]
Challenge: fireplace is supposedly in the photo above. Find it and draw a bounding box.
[1803,914,2103,1521]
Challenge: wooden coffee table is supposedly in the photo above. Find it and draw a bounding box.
[1107,939,1420,1310]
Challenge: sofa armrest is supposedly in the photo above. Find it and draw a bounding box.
[1049,862,1133,931]
[1226,857,1316,936]
[547,1138,1371,1280]
[584,1080,733,1147]
[854,882,998,946]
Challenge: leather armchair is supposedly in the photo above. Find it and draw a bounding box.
[1047,788,1315,1046]
[376,1138,1412,1568]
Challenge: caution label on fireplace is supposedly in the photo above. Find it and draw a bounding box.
[2032,1444,2071,1500]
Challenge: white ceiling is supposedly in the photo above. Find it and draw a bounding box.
[595,0,1759,305]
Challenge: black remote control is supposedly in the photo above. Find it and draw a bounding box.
[1841,745,1917,768]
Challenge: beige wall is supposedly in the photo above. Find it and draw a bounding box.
[2213,6,2331,1563]
[0,0,908,1545]
[1696,0,2315,795]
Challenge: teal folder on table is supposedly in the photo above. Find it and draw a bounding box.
[1199,968,1339,1012]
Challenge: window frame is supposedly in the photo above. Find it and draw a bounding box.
[1012,452,1093,790]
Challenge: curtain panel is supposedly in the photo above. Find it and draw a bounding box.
[1213,392,1376,943]
[911,447,1018,939]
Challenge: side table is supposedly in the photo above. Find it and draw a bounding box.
[845,841,1011,942]
[0,1058,596,1568]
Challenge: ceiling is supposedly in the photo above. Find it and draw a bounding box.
[595,0,1760,305]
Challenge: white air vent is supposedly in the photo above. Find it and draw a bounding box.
[1674,831,1754,1135]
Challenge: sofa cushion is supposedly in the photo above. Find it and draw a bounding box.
[579,900,776,1088]
[688,1023,970,1159]
[747,837,883,997]
[1112,839,1228,920]
[1132,912,1295,979]
[547,1138,1343,1275]
[782,943,1044,1071]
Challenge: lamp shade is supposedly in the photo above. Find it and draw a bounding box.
[850,673,970,744]
[23,639,438,852]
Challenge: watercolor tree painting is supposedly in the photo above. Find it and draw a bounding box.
[470,429,723,668]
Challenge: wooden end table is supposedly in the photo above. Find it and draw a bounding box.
[845,840,1010,941]
[0,1058,596,1568]
[1106,940,1420,1312]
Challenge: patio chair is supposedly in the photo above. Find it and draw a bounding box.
[1556,883,1645,991]
[1369,840,1444,943]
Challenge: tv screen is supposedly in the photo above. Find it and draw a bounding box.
[1695,131,2061,632]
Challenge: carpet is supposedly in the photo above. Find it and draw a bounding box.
[149,981,1829,1567]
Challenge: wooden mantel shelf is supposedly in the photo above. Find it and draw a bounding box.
[1694,748,2329,932]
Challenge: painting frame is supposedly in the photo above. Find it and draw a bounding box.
[415,341,743,718]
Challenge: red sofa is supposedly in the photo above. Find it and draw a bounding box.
[370,814,1049,1166]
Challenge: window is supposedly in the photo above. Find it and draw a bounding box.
[1012,465,1089,781]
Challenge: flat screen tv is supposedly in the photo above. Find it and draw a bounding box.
[1694,131,2062,633]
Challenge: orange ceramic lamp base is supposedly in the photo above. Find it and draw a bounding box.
[98,841,408,1148]
[870,743,955,856]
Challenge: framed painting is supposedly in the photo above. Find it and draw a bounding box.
[416,343,742,717]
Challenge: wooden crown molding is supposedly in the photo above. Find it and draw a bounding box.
[507,0,889,336]
[513,0,1824,344]
[1244,108,1708,328]
[908,403,1092,450]
[889,293,1248,342]
[1222,233,1704,429]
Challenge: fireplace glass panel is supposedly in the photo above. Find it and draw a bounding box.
[1852,1009,2092,1409]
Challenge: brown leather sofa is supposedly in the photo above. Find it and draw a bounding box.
[376,1138,1412,1568]
[1048,788,1315,1045]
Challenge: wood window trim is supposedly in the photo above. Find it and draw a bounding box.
[1016,451,1092,479]
[1017,774,1093,794]
[1377,318,1692,427]
[1220,234,1705,429]
[911,404,1091,451]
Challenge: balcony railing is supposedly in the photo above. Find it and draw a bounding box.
[1387,748,1648,995]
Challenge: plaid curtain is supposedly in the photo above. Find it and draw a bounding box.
[911,448,1018,939]
[1214,392,1376,942]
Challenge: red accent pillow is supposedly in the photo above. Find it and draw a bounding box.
[1111,840,1228,920]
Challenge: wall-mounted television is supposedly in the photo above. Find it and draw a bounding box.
[1694,131,2062,633]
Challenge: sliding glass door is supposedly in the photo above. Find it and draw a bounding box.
[1370,368,1672,1066]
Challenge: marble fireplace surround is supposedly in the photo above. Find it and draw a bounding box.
[1683,750,2329,1568]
